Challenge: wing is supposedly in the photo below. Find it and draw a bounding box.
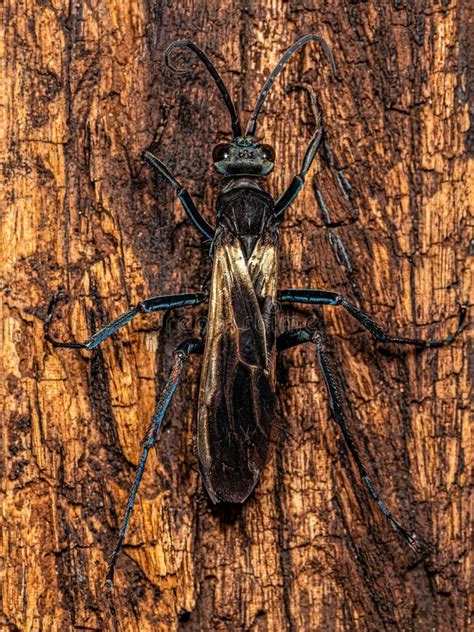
[198,227,279,503]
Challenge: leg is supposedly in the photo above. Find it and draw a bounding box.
[278,289,467,347]
[45,290,207,350]
[274,83,324,219]
[314,139,358,227]
[142,143,215,241]
[278,327,424,553]
[105,337,203,587]
[277,84,357,227]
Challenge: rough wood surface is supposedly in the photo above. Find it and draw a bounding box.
[1,1,471,630]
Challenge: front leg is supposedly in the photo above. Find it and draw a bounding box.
[142,142,215,241]
[278,289,467,347]
[45,290,207,350]
[274,83,323,219]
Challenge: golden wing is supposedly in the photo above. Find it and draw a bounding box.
[197,228,278,503]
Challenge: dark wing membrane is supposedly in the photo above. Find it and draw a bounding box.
[198,229,278,503]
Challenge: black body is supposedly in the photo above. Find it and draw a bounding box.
[216,180,275,258]
[44,35,467,586]
[198,179,279,503]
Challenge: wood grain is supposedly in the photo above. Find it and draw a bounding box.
[1,1,471,630]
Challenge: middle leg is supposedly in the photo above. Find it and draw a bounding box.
[45,290,207,350]
[278,289,467,347]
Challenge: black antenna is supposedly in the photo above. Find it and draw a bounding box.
[165,41,242,138]
[246,34,337,138]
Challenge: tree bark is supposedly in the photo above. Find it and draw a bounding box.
[1,1,471,630]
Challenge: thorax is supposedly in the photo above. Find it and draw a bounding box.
[216,178,275,260]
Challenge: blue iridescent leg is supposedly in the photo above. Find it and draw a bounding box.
[313,136,358,227]
[105,337,203,587]
[142,143,215,240]
[45,290,207,350]
[278,289,467,347]
[278,327,425,553]
[274,83,323,219]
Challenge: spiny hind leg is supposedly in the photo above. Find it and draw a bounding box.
[278,326,426,553]
[105,336,204,587]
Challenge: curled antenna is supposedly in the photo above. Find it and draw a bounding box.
[165,41,242,138]
[246,34,337,138]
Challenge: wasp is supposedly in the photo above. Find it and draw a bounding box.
[45,35,466,585]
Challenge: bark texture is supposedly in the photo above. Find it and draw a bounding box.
[1,1,471,630]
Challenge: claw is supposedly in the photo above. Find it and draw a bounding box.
[424,303,468,348]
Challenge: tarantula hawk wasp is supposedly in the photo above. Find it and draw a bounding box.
[45,35,467,585]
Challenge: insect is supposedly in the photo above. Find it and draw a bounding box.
[45,35,466,585]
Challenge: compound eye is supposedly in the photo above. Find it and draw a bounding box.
[260,144,275,162]
[213,143,231,162]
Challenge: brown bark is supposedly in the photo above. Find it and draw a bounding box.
[1,1,471,630]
